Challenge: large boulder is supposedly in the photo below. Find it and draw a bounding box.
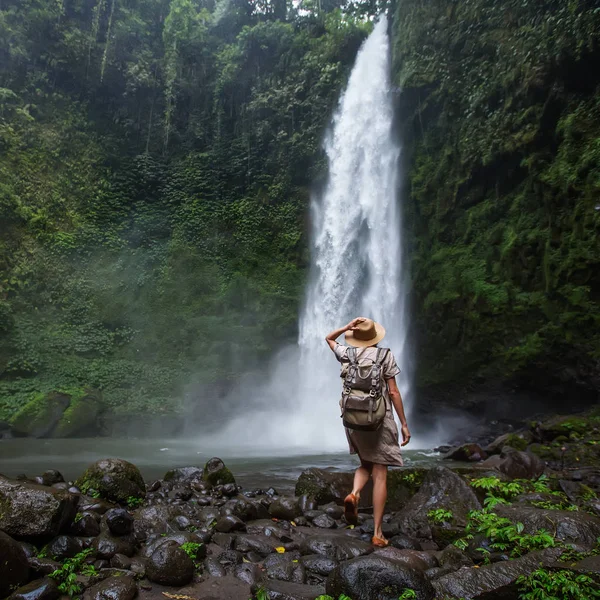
[480,449,545,480]
[203,458,235,486]
[391,467,481,539]
[82,575,137,600]
[10,392,70,438]
[433,548,562,599]
[146,541,195,586]
[295,468,355,505]
[52,390,102,438]
[7,577,59,600]
[326,555,435,600]
[0,531,30,598]
[75,459,145,504]
[495,505,600,550]
[0,476,78,538]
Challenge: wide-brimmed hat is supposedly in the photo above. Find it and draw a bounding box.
[345,318,386,348]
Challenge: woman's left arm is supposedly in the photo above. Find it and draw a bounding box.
[325,317,365,351]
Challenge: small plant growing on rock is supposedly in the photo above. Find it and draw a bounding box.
[517,568,600,599]
[427,508,454,524]
[126,496,143,509]
[180,542,203,562]
[49,548,94,597]
[398,590,417,599]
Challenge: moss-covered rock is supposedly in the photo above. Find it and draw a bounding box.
[387,468,428,511]
[53,389,103,437]
[538,414,600,440]
[76,458,145,504]
[203,457,235,486]
[10,391,70,437]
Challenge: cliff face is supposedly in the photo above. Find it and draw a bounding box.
[392,0,600,406]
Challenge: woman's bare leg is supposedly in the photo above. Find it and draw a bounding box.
[352,460,373,500]
[372,463,388,539]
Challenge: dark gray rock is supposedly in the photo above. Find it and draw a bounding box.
[391,467,481,539]
[82,575,137,600]
[321,503,344,520]
[326,555,435,600]
[146,541,195,586]
[45,535,84,560]
[300,555,339,576]
[269,497,299,521]
[215,515,246,533]
[132,506,181,540]
[0,476,78,538]
[69,513,101,537]
[92,533,136,559]
[217,549,243,567]
[433,548,562,599]
[438,544,474,570]
[312,514,336,529]
[300,534,373,561]
[40,471,65,487]
[245,520,293,541]
[28,557,60,577]
[389,534,422,550]
[7,578,59,600]
[0,531,30,598]
[233,562,264,586]
[104,508,133,536]
[75,459,145,504]
[221,498,263,522]
[373,547,438,571]
[252,580,325,600]
[163,467,203,484]
[298,495,318,514]
[110,554,132,570]
[141,532,205,559]
[443,444,487,462]
[234,534,280,556]
[203,458,235,486]
[480,449,545,480]
[205,557,227,577]
[295,469,355,505]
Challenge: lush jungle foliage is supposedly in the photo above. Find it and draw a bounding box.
[0,0,374,422]
[393,0,600,393]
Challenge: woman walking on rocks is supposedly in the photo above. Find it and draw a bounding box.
[326,317,411,547]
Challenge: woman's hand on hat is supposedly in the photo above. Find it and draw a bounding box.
[345,317,366,331]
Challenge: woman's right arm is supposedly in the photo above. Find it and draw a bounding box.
[387,377,411,446]
[325,317,365,351]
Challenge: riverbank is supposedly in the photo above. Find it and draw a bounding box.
[2,417,600,600]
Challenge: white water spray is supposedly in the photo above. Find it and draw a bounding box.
[201,16,414,453]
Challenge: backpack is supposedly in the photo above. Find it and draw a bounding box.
[340,347,389,431]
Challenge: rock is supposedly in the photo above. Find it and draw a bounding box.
[203,457,235,486]
[264,553,305,583]
[233,563,264,586]
[10,392,71,438]
[495,505,600,550]
[295,468,355,505]
[245,520,294,541]
[443,444,488,462]
[298,495,318,514]
[7,578,59,600]
[321,503,344,520]
[53,390,102,438]
[223,483,237,497]
[433,548,562,599]
[221,498,263,521]
[146,541,195,586]
[205,557,227,577]
[372,547,437,571]
[389,534,422,550]
[485,432,532,455]
[92,532,136,559]
[269,497,299,521]
[82,575,137,600]
[75,459,145,504]
[300,555,339,576]
[39,471,65,487]
[0,476,78,538]
[300,534,373,561]
[0,531,30,598]
[312,514,336,529]
[141,532,206,559]
[480,449,545,480]
[110,554,132,570]
[252,580,325,600]
[132,505,181,540]
[438,544,473,570]
[163,467,204,484]
[28,557,60,577]
[234,534,280,556]
[391,467,481,539]
[326,555,435,600]
[104,508,134,536]
[215,515,246,533]
[69,513,101,537]
[45,535,84,560]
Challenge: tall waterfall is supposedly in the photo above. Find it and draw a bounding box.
[202,16,409,452]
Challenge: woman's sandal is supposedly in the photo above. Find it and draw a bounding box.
[371,535,389,547]
[343,493,359,526]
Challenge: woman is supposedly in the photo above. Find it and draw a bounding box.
[326,317,411,547]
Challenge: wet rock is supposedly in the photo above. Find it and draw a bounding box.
[245,520,294,541]
[217,549,243,566]
[298,495,318,514]
[141,532,206,559]
[0,531,30,598]
[391,467,481,539]
[28,557,61,577]
[433,548,562,599]
[0,476,78,538]
[69,512,101,537]
[252,580,325,600]
[110,554,132,570]
[104,508,134,536]
[163,467,203,484]
[373,547,437,572]
[7,578,59,600]
[300,555,339,576]
[132,506,181,540]
[203,457,235,486]
[234,534,280,556]
[485,432,532,455]
[46,535,84,560]
[304,510,325,522]
[92,532,136,559]
[10,391,71,438]
[264,553,305,583]
[438,544,473,570]
[82,575,137,600]
[75,459,145,504]
[215,515,246,533]
[79,498,115,516]
[205,557,227,577]
[146,541,195,586]
[17,543,37,559]
[269,497,299,521]
[232,562,263,586]
[326,555,435,600]
[222,483,237,497]
[389,534,421,550]
[321,503,344,520]
[129,557,146,579]
[40,471,65,487]
[295,468,354,505]
[312,514,336,529]
[169,487,192,501]
[481,449,545,480]
[221,498,263,521]
[53,390,102,438]
[496,505,600,549]
[443,444,488,462]
[300,534,373,561]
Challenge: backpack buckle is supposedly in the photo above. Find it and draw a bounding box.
[369,389,377,397]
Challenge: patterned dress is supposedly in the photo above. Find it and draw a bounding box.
[334,343,404,467]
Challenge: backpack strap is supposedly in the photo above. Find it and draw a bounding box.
[370,348,389,396]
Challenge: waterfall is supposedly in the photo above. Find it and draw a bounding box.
[201,16,410,453]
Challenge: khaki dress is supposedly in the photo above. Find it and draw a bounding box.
[334,343,404,467]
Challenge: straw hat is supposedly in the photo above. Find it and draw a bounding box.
[345,318,386,348]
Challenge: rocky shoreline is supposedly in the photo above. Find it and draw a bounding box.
[2,410,600,600]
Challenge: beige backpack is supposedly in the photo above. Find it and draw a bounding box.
[340,347,388,431]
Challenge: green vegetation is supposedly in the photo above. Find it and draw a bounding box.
[180,541,204,562]
[427,508,454,525]
[517,568,600,599]
[49,548,96,597]
[127,496,144,509]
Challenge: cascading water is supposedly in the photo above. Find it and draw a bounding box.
[203,16,411,452]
